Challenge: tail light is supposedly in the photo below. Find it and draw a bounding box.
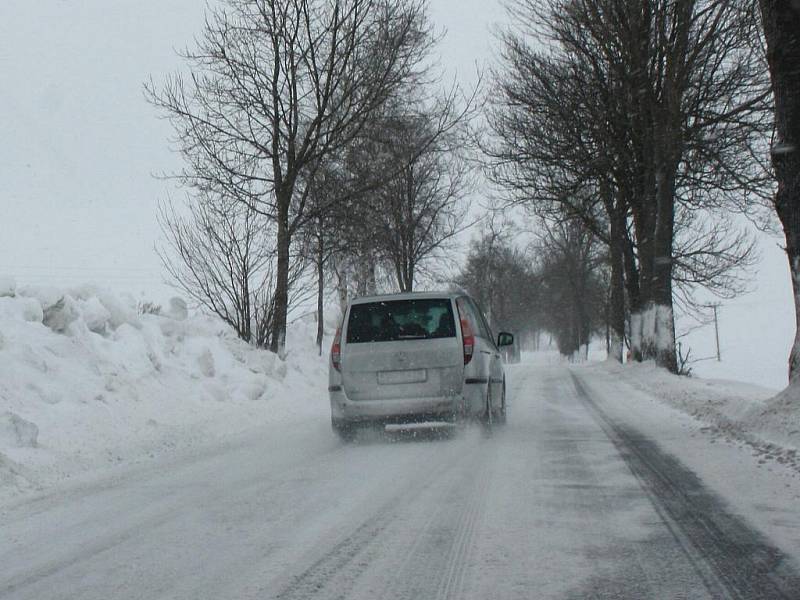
[331,327,342,371]
[459,318,474,365]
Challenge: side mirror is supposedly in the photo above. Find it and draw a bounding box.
[497,332,514,347]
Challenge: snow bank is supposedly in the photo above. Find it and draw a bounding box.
[582,360,800,472]
[0,412,38,448]
[0,276,16,298]
[0,285,329,502]
[741,385,800,454]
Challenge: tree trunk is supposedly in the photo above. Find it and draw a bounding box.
[316,228,324,356]
[336,262,349,318]
[628,187,656,364]
[356,253,373,296]
[606,196,626,363]
[242,273,252,344]
[636,101,680,374]
[608,233,625,362]
[366,256,377,295]
[622,223,641,361]
[627,228,648,362]
[270,195,290,357]
[651,168,678,374]
[405,258,414,292]
[760,0,800,382]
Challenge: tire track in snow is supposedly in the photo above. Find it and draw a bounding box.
[269,437,478,600]
[271,510,394,600]
[374,436,494,600]
[269,430,497,600]
[432,443,493,600]
[0,435,350,600]
[570,371,800,600]
[0,508,180,598]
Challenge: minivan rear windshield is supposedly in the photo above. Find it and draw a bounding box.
[346,299,456,343]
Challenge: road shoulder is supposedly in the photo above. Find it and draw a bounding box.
[571,364,800,569]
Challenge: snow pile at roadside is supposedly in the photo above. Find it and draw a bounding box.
[740,385,800,453]
[583,360,800,471]
[0,278,329,501]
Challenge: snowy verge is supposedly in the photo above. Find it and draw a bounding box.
[0,283,330,504]
[578,360,800,472]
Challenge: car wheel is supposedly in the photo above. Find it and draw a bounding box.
[496,381,507,425]
[332,418,356,443]
[482,384,493,431]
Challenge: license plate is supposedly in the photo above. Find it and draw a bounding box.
[377,369,427,385]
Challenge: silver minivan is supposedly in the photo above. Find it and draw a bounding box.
[328,291,514,440]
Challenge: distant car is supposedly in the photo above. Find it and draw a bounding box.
[328,291,514,440]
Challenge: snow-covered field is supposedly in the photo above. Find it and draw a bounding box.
[0,278,329,503]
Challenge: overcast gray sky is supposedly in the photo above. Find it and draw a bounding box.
[0,0,793,388]
[0,0,498,294]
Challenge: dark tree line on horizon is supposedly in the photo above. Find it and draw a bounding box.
[455,220,607,360]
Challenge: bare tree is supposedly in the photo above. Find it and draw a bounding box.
[158,195,306,348]
[671,208,758,313]
[314,84,479,303]
[758,0,800,382]
[486,0,770,372]
[147,0,435,355]
[303,161,354,354]
[455,223,541,342]
[534,217,607,360]
[362,111,474,291]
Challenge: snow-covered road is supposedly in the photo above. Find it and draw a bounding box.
[2,364,799,599]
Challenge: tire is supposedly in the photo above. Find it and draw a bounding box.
[496,381,507,425]
[332,418,356,443]
[482,384,493,432]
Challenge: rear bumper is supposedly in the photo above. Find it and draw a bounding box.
[329,388,461,423]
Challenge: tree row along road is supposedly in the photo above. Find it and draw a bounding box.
[1,365,798,599]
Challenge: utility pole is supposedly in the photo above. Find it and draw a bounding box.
[708,303,721,361]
